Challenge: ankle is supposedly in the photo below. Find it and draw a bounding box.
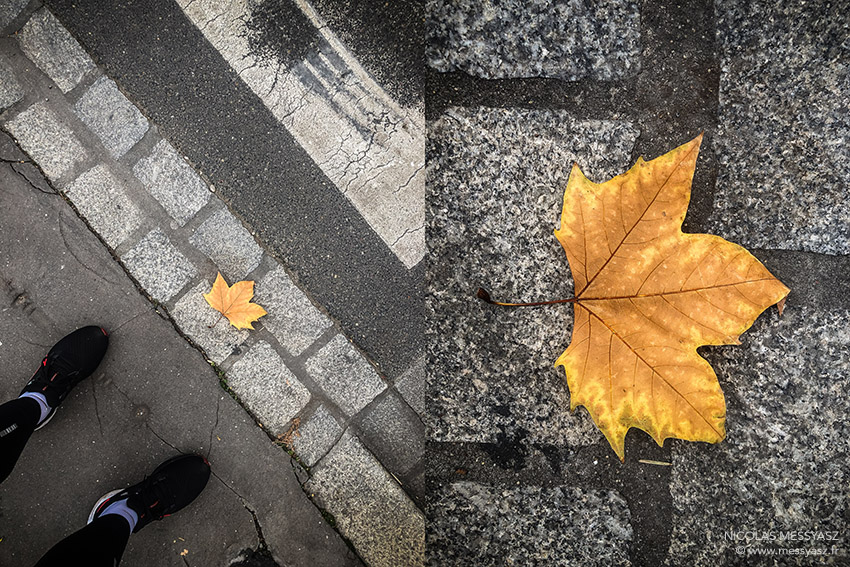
[17,392,51,425]
[99,498,139,533]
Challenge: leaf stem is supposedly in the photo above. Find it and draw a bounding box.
[476,287,577,307]
[208,312,224,329]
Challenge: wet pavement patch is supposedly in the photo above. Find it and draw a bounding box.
[243,0,321,68]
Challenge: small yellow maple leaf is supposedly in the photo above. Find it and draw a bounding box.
[203,272,267,330]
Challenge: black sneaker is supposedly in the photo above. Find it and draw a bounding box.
[20,326,109,429]
[88,454,211,533]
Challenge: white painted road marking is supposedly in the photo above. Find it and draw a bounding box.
[177,0,425,268]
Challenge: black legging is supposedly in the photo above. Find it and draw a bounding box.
[35,515,131,566]
[0,397,129,566]
[0,397,39,483]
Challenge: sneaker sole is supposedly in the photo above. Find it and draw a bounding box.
[88,489,123,524]
[33,408,56,431]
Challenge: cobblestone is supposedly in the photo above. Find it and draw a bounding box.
[190,209,262,281]
[121,228,196,302]
[707,0,850,255]
[74,76,149,158]
[132,139,211,226]
[17,7,94,93]
[395,356,424,417]
[255,265,332,356]
[305,334,386,416]
[4,102,87,183]
[307,431,424,567]
[291,404,342,467]
[428,483,632,566]
[358,391,423,477]
[0,56,23,110]
[172,280,249,364]
[427,0,640,81]
[227,341,311,437]
[666,305,850,565]
[427,106,637,446]
[64,164,142,247]
[0,0,28,30]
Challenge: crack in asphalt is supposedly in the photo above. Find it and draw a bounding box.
[2,160,56,195]
[390,224,423,248]
[90,377,104,437]
[57,207,122,286]
[145,421,182,454]
[209,469,278,564]
[206,394,222,461]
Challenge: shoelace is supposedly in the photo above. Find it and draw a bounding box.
[26,355,82,404]
[133,473,179,520]
[45,354,81,381]
[32,355,78,384]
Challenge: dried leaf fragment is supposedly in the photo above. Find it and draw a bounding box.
[554,134,789,460]
[203,272,267,330]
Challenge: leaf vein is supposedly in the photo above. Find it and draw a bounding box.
[582,306,724,438]
[578,144,699,297]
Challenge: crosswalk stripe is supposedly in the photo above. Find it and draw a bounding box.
[177,0,424,268]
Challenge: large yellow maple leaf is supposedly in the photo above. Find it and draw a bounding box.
[553,134,789,460]
[203,272,267,330]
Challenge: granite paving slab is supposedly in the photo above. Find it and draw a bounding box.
[255,265,332,357]
[64,164,143,247]
[132,139,211,226]
[305,334,387,416]
[171,281,249,364]
[426,0,640,80]
[665,304,850,565]
[16,7,94,93]
[121,228,196,302]
[227,340,311,437]
[291,404,343,467]
[427,482,633,566]
[0,55,23,110]
[74,75,149,158]
[3,101,87,183]
[0,0,28,30]
[358,391,424,477]
[306,431,425,567]
[427,106,639,446]
[707,0,850,255]
[395,355,425,417]
[189,208,263,281]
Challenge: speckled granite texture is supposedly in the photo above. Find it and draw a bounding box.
[426,0,641,80]
[427,482,632,566]
[427,107,639,446]
[666,305,850,565]
[708,0,850,255]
